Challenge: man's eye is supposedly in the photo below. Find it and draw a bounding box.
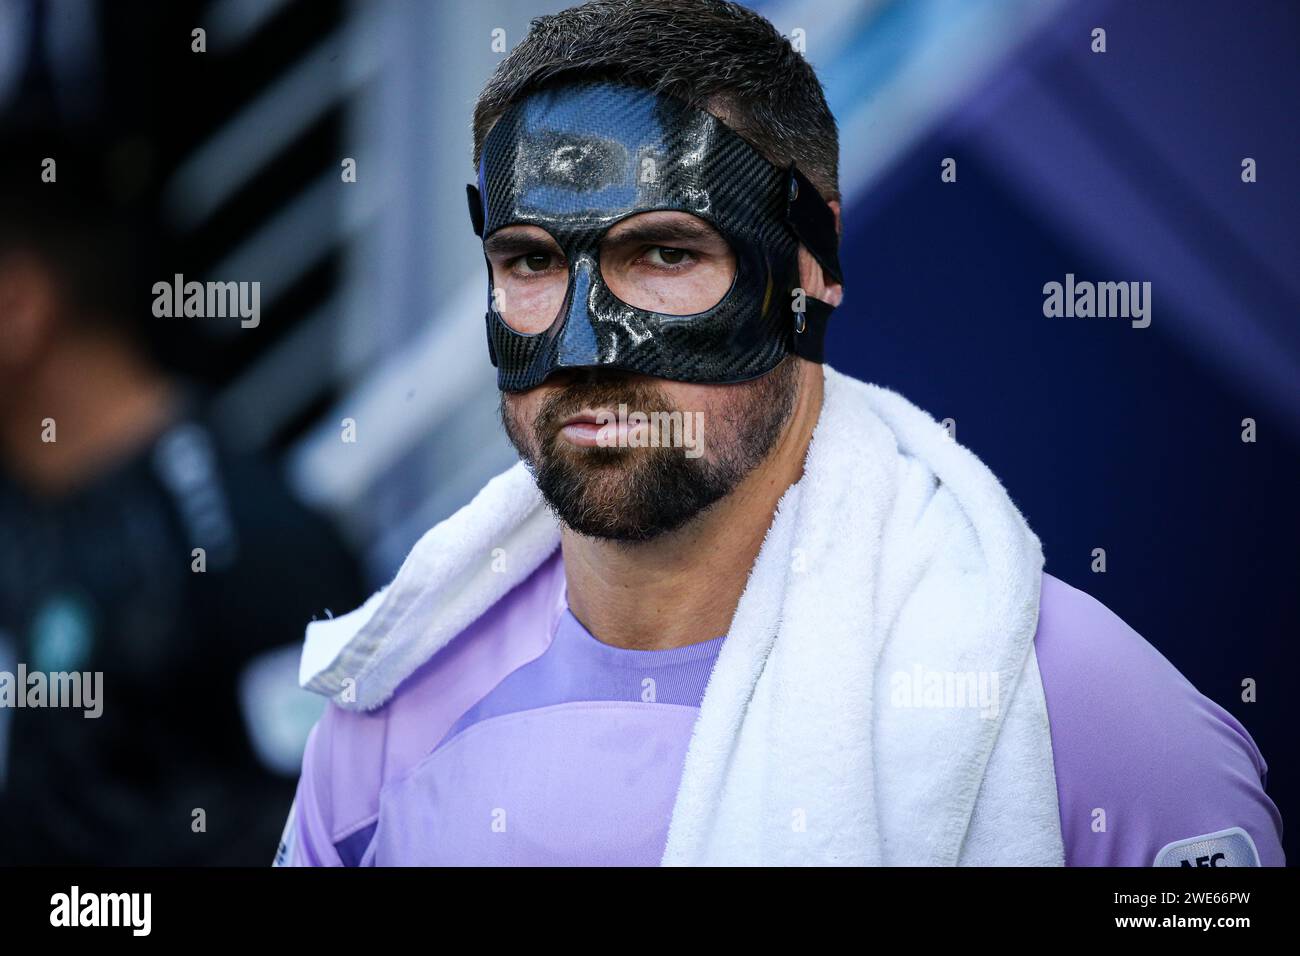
[646,247,691,267]
[512,252,560,274]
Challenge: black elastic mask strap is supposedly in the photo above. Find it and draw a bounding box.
[783,167,840,367]
[466,183,485,238]
[784,165,842,286]
[468,183,496,365]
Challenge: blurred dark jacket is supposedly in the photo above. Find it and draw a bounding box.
[0,388,367,865]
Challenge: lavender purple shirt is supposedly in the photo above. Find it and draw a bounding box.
[279,548,1284,866]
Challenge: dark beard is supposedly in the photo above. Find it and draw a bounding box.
[500,359,800,542]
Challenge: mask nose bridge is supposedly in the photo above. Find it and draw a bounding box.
[554,249,601,369]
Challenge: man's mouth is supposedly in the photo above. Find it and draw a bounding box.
[558,409,617,447]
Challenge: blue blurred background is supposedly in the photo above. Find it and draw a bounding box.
[0,0,1294,863]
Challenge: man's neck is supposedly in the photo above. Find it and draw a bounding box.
[562,362,825,650]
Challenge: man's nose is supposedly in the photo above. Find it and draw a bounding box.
[554,254,600,370]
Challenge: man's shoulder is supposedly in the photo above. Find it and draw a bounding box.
[1032,572,1284,866]
[296,547,566,837]
[1034,573,1200,705]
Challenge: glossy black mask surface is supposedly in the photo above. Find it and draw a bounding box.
[470,80,839,392]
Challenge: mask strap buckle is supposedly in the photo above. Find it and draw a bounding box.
[790,297,833,363]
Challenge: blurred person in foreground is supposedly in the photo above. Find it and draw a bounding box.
[0,139,366,865]
[278,0,1282,866]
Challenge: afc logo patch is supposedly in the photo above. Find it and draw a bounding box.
[1153,827,1261,867]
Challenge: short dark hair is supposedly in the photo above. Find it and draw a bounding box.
[472,0,840,205]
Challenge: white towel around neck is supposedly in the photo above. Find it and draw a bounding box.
[300,365,1065,866]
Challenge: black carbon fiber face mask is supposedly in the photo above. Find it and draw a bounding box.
[467,80,843,392]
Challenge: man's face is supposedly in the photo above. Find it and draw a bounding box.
[493,210,801,541]
[500,359,800,542]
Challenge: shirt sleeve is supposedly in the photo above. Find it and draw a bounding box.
[1034,574,1285,867]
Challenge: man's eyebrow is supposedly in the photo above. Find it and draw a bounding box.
[602,217,724,247]
[482,229,561,256]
